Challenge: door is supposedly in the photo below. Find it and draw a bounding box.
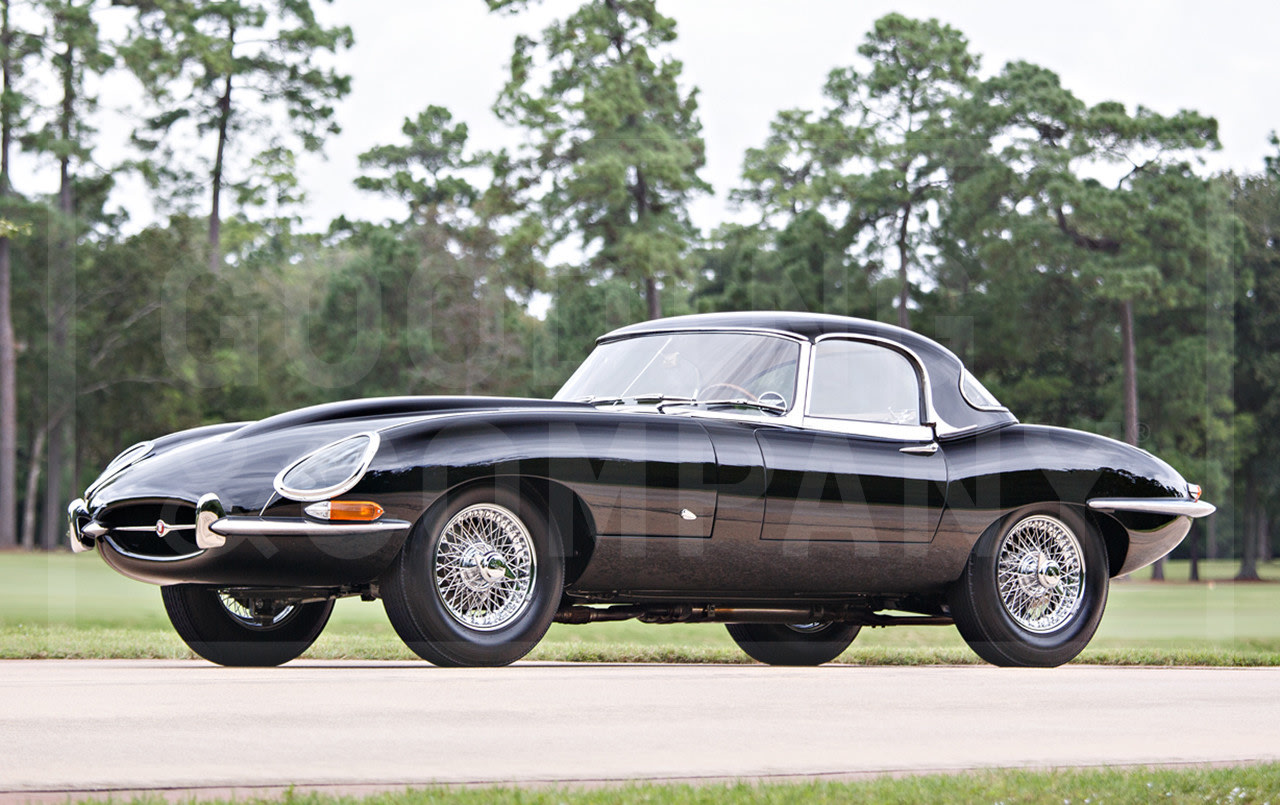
[758,337,948,543]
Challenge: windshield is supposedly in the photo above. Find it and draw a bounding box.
[556,332,802,412]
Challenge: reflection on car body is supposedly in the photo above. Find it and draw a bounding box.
[69,312,1214,668]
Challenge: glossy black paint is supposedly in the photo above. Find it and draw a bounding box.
[756,428,947,543]
[934,423,1188,576]
[80,312,1199,607]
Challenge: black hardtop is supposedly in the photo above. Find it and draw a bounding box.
[601,311,931,345]
[601,311,1015,436]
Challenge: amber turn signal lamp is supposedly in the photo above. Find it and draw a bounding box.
[304,500,385,522]
[1188,484,1203,501]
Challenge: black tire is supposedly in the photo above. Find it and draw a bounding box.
[161,585,334,667]
[726,622,861,666]
[948,506,1109,668]
[382,485,564,667]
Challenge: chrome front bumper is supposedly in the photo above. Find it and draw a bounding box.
[68,493,411,555]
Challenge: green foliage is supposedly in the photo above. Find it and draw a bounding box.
[117,0,352,221]
[21,0,112,173]
[694,213,882,321]
[719,14,981,328]
[489,0,709,322]
[355,105,478,227]
[1,5,1274,570]
[302,221,544,399]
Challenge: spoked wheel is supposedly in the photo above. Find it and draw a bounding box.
[726,621,861,666]
[382,486,564,667]
[949,506,1109,667]
[161,585,334,667]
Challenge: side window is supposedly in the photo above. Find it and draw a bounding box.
[809,340,922,425]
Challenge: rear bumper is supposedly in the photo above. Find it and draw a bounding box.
[1087,497,1216,518]
[1087,497,1213,576]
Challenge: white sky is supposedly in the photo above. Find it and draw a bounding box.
[18,1,1280,237]
[290,0,1280,235]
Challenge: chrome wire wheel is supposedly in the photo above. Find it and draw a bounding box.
[785,622,831,634]
[217,593,297,630]
[432,503,537,632]
[995,515,1085,633]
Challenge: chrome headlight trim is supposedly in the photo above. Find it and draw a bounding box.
[272,432,381,503]
[85,440,155,498]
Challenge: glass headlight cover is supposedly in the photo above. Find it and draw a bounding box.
[86,440,155,496]
[273,432,381,502]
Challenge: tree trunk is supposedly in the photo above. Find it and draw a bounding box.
[42,411,64,548]
[0,0,17,549]
[44,39,76,549]
[1118,298,1159,578]
[1238,470,1260,581]
[209,56,234,273]
[0,238,14,550]
[632,165,660,321]
[19,425,44,549]
[896,207,911,329]
[1120,299,1139,446]
[1260,508,1272,564]
[1187,519,1200,581]
[645,276,661,320]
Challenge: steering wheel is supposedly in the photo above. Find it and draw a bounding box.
[700,382,758,402]
[886,407,918,425]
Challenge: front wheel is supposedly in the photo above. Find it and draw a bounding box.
[949,507,1109,667]
[382,486,564,667]
[726,622,861,666]
[161,585,334,667]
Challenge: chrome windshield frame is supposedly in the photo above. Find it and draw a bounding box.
[560,328,811,426]
[564,326,958,441]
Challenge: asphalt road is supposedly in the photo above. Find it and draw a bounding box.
[2,660,1279,799]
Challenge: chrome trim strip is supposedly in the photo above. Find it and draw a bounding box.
[806,333,939,429]
[899,442,939,455]
[273,431,381,503]
[112,524,196,532]
[101,535,204,563]
[787,341,812,428]
[959,370,1010,413]
[596,326,809,346]
[208,516,412,538]
[800,416,935,442]
[565,330,811,429]
[1087,498,1217,518]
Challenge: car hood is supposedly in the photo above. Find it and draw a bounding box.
[85,396,588,515]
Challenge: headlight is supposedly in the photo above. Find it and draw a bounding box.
[105,441,155,474]
[273,432,380,502]
[85,440,155,496]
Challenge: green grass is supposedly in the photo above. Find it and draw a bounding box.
[66,763,1280,804]
[1127,557,1280,582]
[3,551,1279,664]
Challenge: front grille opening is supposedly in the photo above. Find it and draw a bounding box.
[100,501,201,560]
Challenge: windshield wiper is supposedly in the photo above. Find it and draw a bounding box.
[660,398,787,415]
[580,393,697,407]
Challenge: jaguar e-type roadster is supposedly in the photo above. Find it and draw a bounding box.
[69,311,1214,668]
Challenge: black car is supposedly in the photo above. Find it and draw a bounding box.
[69,311,1213,668]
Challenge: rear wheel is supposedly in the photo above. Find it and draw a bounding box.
[161,585,333,667]
[726,621,861,666]
[382,486,564,667]
[949,506,1109,667]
